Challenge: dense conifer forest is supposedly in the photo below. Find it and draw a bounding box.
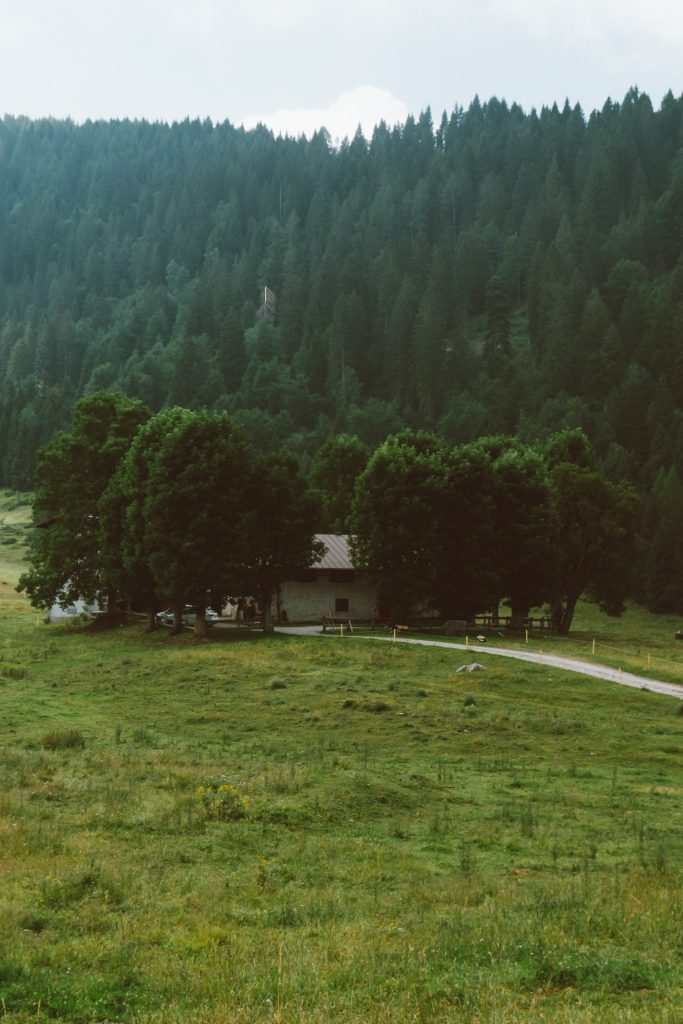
[2,88,683,606]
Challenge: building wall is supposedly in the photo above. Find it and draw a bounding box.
[279,574,377,622]
[45,598,97,623]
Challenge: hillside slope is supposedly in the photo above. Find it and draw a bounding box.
[1,89,683,493]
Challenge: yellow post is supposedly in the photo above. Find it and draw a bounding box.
[393,628,397,641]
[525,629,528,645]
[539,648,543,663]
[465,635,469,647]
[340,623,344,638]
[592,638,596,655]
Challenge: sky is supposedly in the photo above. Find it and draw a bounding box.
[1,0,682,140]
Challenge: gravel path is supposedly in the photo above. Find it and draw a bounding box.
[276,626,683,701]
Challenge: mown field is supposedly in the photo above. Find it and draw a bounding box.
[1,490,683,1022]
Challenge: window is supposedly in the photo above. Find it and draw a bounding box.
[335,597,349,612]
[330,570,355,583]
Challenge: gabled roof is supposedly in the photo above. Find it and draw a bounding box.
[313,534,355,570]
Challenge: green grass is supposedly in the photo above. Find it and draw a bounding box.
[2,492,682,1021]
[1,598,683,1022]
[401,601,683,687]
[0,488,32,606]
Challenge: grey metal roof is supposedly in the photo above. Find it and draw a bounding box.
[314,534,355,570]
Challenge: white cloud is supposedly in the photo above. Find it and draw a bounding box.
[242,86,410,142]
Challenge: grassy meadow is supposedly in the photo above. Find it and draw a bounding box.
[1,490,683,1022]
[409,601,683,688]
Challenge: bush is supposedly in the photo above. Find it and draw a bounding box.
[197,780,249,821]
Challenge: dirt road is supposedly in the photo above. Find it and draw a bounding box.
[276,626,683,700]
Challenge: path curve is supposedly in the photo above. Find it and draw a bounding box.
[276,627,683,701]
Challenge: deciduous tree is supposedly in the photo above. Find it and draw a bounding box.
[309,434,370,532]
[350,431,446,620]
[242,451,323,633]
[18,391,150,612]
[549,461,639,634]
[139,409,253,637]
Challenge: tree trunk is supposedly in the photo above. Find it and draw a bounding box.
[551,600,563,631]
[258,585,274,630]
[261,587,274,634]
[510,602,528,631]
[557,595,578,635]
[105,590,119,622]
[171,603,184,635]
[194,610,208,639]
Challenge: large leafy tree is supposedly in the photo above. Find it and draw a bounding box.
[242,451,323,633]
[350,431,447,620]
[18,391,150,611]
[544,429,639,633]
[472,437,557,628]
[643,466,683,613]
[138,408,253,637]
[99,408,189,629]
[431,443,499,620]
[309,433,370,532]
[549,460,639,634]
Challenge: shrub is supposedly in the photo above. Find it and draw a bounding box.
[132,727,153,744]
[1,666,28,680]
[41,729,85,750]
[197,780,249,821]
[362,699,392,712]
[521,945,659,992]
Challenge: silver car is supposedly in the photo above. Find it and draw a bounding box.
[155,606,220,627]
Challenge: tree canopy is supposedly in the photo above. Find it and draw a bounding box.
[350,429,638,629]
[1,91,682,515]
[18,391,150,610]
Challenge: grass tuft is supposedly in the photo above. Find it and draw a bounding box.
[41,728,85,750]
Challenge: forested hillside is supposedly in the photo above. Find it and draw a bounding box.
[1,87,683,509]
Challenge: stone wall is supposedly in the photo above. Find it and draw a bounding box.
[279,575,377,622]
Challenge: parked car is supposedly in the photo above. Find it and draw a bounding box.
[155,606,220,627]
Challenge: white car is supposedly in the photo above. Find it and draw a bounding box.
[155,606,220,627]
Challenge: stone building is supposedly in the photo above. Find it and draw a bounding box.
[278,534,377,623]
